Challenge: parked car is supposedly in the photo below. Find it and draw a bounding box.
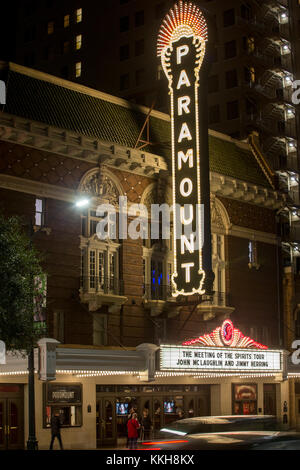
[154,415,279,440]
[140,431,300,451]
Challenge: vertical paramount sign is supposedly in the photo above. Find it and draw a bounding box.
[157,1,209,297]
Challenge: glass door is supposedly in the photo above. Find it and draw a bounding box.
[96,398,116,448]
[0,400,6,450]
[7,399,23,449]
[0,398,23,450]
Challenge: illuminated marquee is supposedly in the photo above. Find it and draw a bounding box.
[157,1,208,296]
[182,319,268,350]
[160,345,282,373]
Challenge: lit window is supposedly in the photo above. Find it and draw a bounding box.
[75,34,82,50]
[35,198,45,226]
[47,21,54,35]
[64,14,70,28]
[75,61,82,78]
[248,240,259,269]
[76,8,82,23]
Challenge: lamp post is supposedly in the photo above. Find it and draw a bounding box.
[27,220,38,451]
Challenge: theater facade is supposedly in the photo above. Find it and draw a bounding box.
[0,320,289,449]
[0,62,297,449]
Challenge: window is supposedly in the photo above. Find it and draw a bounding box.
[246,36,255,53]
[224,40,236,59]
[24,26,36,43]
[135,10,144,27]
[47,21,54,35]
[248,240,259,268]
[75,34,82,50]
[245,98,257,116]
[244,66,255,83]
[155,2,166,19]
[225,69,238,88]
[64,14,70,28]
[227,100,239,120]
[61,65,69,79]
[120,73,129,90]
[295,311,300,338]
[223,8,235,27]
[75,61,82,78]
[135,38,144,56]
[80,209,120,295]
[208,75,219,93]
[120,16,129,32]
[209,105,220,124]
[241,4,252,20]
[76,8,82,23]
[120,44,129,61]
[62,41,70,54]
[211,233,225,298]
[135,68,145,86]
[53,311,64,343]
[35,198,45,226]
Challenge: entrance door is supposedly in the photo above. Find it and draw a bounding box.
[96,398,115,448]
[0,398,24,450]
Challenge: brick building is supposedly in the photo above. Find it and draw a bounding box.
[0,63,292,449]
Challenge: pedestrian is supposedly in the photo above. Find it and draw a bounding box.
[141,410,152,441]
[127,412,140,450]
[49,410,63,450]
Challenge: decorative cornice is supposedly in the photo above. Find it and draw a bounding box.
[0,113,167,177]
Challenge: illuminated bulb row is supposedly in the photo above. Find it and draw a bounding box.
[0,371,29,376]
[157,1,208,57]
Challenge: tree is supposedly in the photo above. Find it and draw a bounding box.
[0,214,44,352]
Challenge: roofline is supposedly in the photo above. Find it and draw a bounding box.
[8,62,254,152]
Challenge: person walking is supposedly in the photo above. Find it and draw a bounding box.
[49,410,63,450]
[127,412,140,450]
[141,410,152,441]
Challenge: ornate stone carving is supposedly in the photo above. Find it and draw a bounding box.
[211,196,225,230]
[79,168,119,204]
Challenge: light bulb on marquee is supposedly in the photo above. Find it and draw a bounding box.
[157,1,209,297]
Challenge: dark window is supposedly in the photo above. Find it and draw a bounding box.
[135,10,144,27]
[155,2,166,19]
[225,40,237,59]
[227,100,239,120]
[210,46,218,63]
[135,38,144,56]
[60,66,69,79]
[225,69,238,88]
[61,41,70,55]
[24,52,35,67]
[245,99,257,116]
[24,26,36,42]
[241,4,252,20]
[120,16,129,32]
[120,44,129,61]
[120,73,130,90]
[223,8,235,27]
[208,75,219,93]
[209,105,220,124]
[135,68,145,86]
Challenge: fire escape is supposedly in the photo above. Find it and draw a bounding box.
[241,0,300,265]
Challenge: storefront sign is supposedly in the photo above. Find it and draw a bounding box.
[157,1,208,297]
[160,345,282,373]
[46,383,82,404]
